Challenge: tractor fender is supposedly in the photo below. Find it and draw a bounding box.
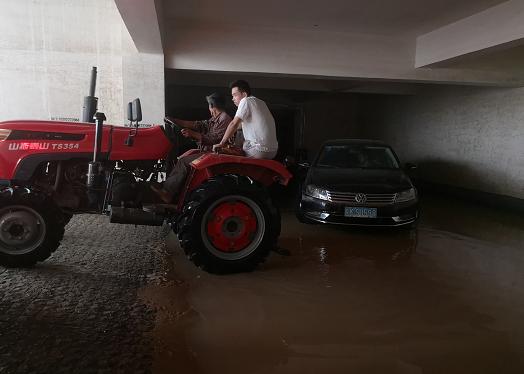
[184,153,292,199]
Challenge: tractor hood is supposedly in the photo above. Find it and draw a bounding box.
[0,120,172,160]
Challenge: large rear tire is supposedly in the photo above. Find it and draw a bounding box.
[0,187,65,267]
[176,175,280,274]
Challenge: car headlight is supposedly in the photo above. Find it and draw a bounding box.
[395,188,416,203]
[305,184,330,201]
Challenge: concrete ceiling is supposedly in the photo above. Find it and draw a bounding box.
[116,0,524,87]
[162,0,507,36]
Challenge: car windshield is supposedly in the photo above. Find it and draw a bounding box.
[315,144,400,169]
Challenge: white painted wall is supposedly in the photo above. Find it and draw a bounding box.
[358,87,524,199]
[0,0,164,125]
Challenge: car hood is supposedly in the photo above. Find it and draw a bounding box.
[307,167,413,193]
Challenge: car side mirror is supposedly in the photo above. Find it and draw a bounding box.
[296,162,311,180]
[298,161,311,169]
[404,162,417,170]
[283,155,296,168]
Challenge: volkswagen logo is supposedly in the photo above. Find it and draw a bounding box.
[355,193,367,203]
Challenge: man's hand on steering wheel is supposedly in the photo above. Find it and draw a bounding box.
[212,143,225,153]
[181,128,201,141]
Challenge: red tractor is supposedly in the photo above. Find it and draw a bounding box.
[0,70,291,273]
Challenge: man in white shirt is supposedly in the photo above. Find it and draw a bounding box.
[213,80,278,159]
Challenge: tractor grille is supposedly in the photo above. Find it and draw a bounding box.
[327,191,397,206]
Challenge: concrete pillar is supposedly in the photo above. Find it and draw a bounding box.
[0,0,165,125]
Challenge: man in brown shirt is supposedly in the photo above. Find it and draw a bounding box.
[153,93,231,203]
[171,98,232,151]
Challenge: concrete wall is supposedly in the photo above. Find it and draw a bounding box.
[0,0,164,125]
[358,87,524,199]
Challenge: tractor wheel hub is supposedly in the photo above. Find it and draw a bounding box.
[0,207,46,254]
[206,201,258,253]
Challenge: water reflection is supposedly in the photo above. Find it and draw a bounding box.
[148,203,524,374]
[282,225,418,270]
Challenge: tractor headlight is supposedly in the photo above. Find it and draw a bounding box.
[0,129,11,141]
[395,188,416,203]
[305,184,330,201]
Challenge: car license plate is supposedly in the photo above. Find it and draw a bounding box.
[345,207,377,218]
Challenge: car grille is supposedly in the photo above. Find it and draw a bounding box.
[327,191,397,206]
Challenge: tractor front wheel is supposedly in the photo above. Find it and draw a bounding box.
[0,188,65,267]
[177,175,280,273]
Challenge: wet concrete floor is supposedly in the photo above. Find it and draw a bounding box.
[141,195,524,374]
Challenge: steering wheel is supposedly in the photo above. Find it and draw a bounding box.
[162,116,183,142]
[160,117,181,173]
[163,116,200,150]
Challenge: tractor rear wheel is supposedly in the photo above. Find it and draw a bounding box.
[0,187,65,267]
[177,175,280,273]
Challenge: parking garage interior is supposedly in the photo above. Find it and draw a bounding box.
[1,0,524,373]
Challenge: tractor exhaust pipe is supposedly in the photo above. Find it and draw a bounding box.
[88,67,97,97]
[92,112,105,163]
[86,111,106,210]
[81,67,98,123]
[86,112,106,189]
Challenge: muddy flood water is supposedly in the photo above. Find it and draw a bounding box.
[140,195,524,374]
